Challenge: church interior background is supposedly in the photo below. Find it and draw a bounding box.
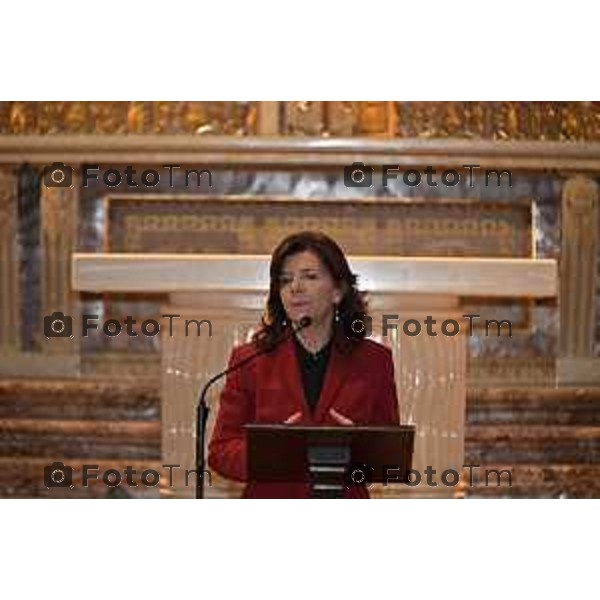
[0,101,598,498]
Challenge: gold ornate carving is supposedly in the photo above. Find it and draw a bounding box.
[356,102,393,136]
[90,102,128,134]
[127,102,146,134]
[64,102,91,133]
[403,102,441,138]
[285,101,324,136]
[280,101,600,140]
[0,102,258,135]
[560,176,599,359]
[37,102,67,135]
[325,101,358,136]
[0,167,19,350]
[7,101,36,134]
[441,102,465,137]
[1,102,598,139]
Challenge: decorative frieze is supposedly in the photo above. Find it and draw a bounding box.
[0,102,258,136]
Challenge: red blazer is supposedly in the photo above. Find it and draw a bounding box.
[208,334,400,498]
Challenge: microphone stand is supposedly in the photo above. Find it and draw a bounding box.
[195,317,312,499]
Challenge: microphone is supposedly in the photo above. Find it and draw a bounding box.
[195,316,312,498]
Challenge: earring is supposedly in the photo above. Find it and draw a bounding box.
[282,317,288,327]
[334,306,340,323]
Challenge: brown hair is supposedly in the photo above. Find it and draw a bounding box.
[251,231,368,354]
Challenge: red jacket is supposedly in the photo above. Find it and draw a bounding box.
[208,334,400,498]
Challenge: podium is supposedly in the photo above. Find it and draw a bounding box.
[246,424,416,498]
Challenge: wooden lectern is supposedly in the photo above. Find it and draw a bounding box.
[246,424,416,498]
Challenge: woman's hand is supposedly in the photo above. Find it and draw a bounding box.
[283,411,302,424]
[329,408,354,425]
[284,409,354,425]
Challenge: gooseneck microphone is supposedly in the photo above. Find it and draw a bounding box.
[195,316,312,499]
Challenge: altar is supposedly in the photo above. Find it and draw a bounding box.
[72,253,557,498]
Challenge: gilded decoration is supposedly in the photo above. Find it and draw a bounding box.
[0,102,258,135]
[1,102,598,140]
[282,101,600,141]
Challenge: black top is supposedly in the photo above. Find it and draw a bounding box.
[293,334,333,413]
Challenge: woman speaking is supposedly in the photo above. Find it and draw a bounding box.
[208,231,400,498]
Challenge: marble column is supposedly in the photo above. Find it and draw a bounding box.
[0,167,20,351]
[39,168,81,373]
[558,175,599,385]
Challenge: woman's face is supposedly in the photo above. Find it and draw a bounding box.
[278,250,343,328]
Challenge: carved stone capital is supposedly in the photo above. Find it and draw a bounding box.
[563,175,599,212]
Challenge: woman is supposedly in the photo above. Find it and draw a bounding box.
[208,231,400,498]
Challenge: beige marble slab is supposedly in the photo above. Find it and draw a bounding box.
[72,253,557,297]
